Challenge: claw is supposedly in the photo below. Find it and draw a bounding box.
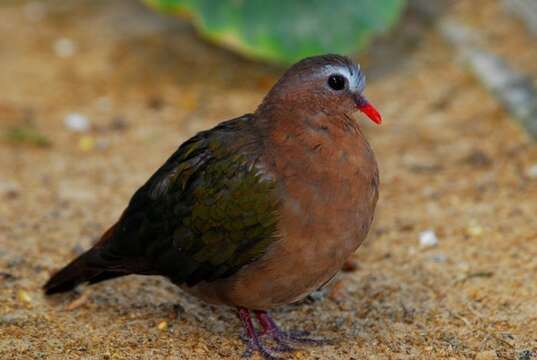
[237,308,330,359]
[282,331,330,346]
[255,310,330,349]
[241,337,283,360]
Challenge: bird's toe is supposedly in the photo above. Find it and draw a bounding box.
[241,338,283,360]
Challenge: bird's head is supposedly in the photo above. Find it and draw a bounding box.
[257,54,382,125]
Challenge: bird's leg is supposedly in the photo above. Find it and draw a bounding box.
[237,307,280,360]
[254,310,329,347]
[254,311,295,352]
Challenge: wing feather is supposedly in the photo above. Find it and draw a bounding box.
[103,115,280,286]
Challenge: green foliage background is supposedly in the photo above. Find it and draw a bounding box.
[144,0,406,64]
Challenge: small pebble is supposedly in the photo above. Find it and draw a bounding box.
[23,2,46,22]
[53,38,76,58]
[518,350,534,360]
[66,293,90,311]
[64,113,90,132]
[0,179,19,198]
[305,289,326,303]
[95,138,110,150]
[467,223,483,237]
[328,281,346,303]
[341,259,359,272]
[96,97,112,111]
[422,186,436,197]
[527,164,537,179]
[419,229,438,248]
[78,136,96,152]
[429,253,447,262]
[110,117,128,131]
[0,311,29,326]
[148,96,165,111]
[157,320,168,331]
[463,150,492,167]
[17,290,32,304]
[0,272,16,280]
[475,350,498,360]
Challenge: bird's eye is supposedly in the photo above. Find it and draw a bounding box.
[327,74,346,91]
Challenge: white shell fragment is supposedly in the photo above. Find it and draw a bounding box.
[54,38,76,58]
[64,113,90,132]
[419,229,438,248]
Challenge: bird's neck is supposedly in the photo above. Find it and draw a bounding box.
[255,102,362,139]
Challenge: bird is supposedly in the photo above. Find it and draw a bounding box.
[44,54,381,359]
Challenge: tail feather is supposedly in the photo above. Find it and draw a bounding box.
[43,222,158,294]
[44,222,125,295]
[43,249,122,295]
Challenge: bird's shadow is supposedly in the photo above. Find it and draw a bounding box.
[71,272,422,346]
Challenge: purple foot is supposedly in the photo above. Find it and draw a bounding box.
[254,310,331,349]
[237,308,281,360]
[237,308,330,359]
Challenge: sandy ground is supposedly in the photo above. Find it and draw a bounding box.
[1,1,536,359]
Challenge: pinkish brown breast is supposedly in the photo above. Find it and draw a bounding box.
[185,113,379,309]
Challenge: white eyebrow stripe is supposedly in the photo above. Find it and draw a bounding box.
[321,64,365,92]
[321,64,351,78]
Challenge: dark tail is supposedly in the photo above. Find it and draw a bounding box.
[44,222,127,295]
[43,221,158,294]
[43,248,125,295]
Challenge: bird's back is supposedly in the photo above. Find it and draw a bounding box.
[44,114,281,294]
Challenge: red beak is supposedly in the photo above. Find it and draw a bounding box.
[357,98,382,125]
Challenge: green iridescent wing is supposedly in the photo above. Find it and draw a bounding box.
[107,116,280,286]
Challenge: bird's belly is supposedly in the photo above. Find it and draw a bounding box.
[184,238,352,309]
[185,175,377,309]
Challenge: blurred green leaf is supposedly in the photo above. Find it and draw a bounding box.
[5,127,51,147]
[144,0,406,64]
